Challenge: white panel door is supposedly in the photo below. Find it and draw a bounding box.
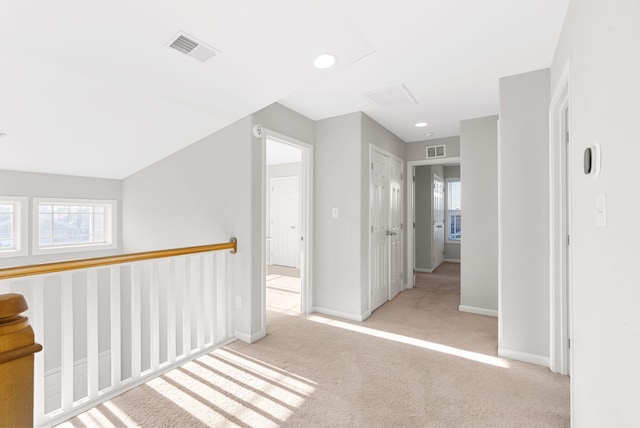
[370,150,389,311]
[270,176,299,267]
[432,174,445,269]
[389,157,403,299]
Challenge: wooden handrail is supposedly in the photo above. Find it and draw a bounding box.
[0,238,237,281]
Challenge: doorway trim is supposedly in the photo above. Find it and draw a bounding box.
[549,59,572,376]
[407,157,461,288]
[260,129,314,330]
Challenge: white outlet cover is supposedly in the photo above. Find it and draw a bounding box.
[332,208,339,219]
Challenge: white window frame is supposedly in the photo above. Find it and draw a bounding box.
[0,196,29,258]
[445,178,461,244]
[33,197,117,255]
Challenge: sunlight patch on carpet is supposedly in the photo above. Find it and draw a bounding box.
[307,315,511,368]
[60,347,315,427]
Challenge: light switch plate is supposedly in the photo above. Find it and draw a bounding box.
[332,208,339,219]
[595,194,607,227]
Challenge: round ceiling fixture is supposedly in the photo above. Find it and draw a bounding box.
[424,132,434,137]
[415,122,428,128]
[314,54,336,69]
[0,132,7,139]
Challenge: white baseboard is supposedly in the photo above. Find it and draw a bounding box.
[498,347,549,367]
[415,267,434,273]
[444,258,461,263]
[458,305,498,317]
[235,329,266,344]
[312,306,368,322]
[403,282,412,290]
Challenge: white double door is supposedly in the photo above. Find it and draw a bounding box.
[370,149,403,312]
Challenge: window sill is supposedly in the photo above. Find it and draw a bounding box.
[445,240,461,245]
[32,242,117,256]
[0,249,29,258]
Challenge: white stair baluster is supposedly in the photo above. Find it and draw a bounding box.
[216,252,226,340]
[182,257,191,356]
[110,266,121,389]
[131,265,141,379]
[61,273,74,412]
[167,259,176,364]
[193,255,204,351]
[150,262,160,371]
[203,253,214,345]
[87,269,99,400]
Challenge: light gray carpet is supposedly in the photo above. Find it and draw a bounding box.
[61,263,569,427]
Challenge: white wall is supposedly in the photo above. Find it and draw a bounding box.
[122,116,255,339]
[498,69,550,364]
[0,170,122,267]
[551,1,640,424]
[312,112,406,320]
[460,116,498,314]
[314,113,363,318]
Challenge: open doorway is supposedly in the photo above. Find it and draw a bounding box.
[408,158,462,312]
[262,131,313,322]
[412,162,461,274]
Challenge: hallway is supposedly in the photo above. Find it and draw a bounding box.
[62,265,569,427]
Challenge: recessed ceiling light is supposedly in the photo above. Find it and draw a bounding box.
[314,54,336,69]
[0,132,7,139]
[415,122,428,128]
[424,132,434,137]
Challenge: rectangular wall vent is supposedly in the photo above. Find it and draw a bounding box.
[362,84,419,108]
[426,144,446,159]
[168,32,220,63]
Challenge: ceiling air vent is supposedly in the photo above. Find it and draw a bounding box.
[362,84,419,108]
[426,144,446,159]
[168,32,220,63]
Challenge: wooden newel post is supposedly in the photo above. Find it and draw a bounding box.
[0,293,43,428]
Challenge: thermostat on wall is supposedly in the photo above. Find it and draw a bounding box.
[584,142,601,179]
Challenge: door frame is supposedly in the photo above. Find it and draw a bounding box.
[407,157,461,288]
[368,145,404,315]
[260,129,314,325]
[549,59,572,375]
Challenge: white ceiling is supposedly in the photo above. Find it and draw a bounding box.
[0,0,569,179]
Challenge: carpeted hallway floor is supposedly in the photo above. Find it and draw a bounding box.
[61,263,570,427]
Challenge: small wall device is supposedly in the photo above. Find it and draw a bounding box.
[584,142,601,178]
[253,124,264,138]
[583,147,593,174]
